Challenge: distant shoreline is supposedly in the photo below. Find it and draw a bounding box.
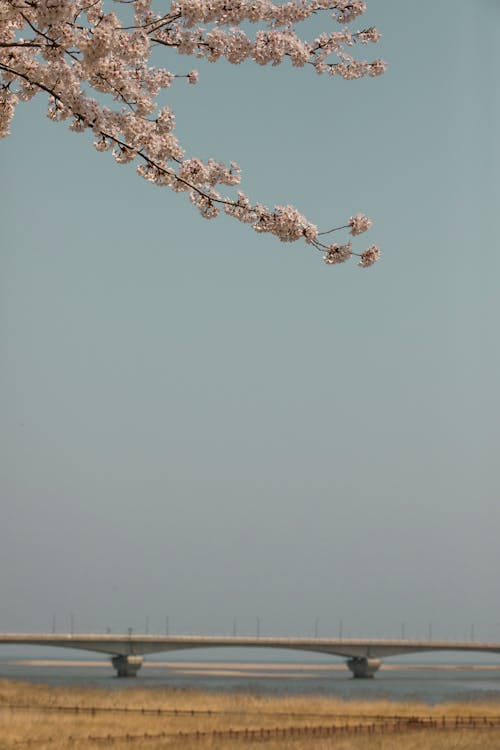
[6,659,500,674]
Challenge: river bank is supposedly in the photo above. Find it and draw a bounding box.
[2,678,500,749]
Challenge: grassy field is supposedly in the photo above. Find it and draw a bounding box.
[1,678,500,749]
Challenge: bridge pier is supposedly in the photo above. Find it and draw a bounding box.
[346,657,381,678]
[111,655,144,677]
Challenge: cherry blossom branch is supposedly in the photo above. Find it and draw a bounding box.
[317,224,350,235]
[0,0,384,268]
[0,41,43,48]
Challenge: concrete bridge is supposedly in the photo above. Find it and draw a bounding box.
[2,633,500,678]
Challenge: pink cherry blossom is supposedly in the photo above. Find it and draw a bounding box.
[324,243,352,265]
[358,245,381,267]
[349,214,372,235]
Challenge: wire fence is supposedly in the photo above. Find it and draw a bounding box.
[5,702,500,722]
[7,715,500,745]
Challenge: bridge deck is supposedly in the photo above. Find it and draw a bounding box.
[1,633,500,660]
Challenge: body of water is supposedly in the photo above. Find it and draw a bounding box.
[2,649,500,704]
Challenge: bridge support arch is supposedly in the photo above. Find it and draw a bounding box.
[111,655,144,677]
[346,657,381,678]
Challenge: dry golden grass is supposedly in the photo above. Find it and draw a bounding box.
[1,678,500,749]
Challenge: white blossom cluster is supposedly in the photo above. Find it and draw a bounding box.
[0,0,384,266]
[324,242,352,264]
[349,213,372,235]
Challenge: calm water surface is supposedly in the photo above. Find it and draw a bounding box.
[2,649,500,704]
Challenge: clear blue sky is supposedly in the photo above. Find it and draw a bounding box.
[1,0,499,640]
